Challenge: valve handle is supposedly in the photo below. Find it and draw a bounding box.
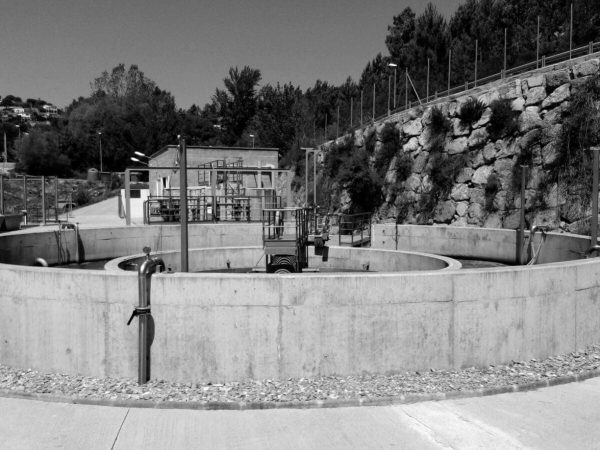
[127,306,151,325]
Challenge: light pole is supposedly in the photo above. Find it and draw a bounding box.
[15,125,20,152]
[249,134,255,148]
[388,62,397,109]
[97,131,103,172]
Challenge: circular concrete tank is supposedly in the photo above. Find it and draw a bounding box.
[0,223,599,383]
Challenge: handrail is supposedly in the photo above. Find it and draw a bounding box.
[321,41,600,145]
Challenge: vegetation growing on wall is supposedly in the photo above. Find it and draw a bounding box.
[485,173,500,212]
[374,123,401,177]
[458,97,486,128]
[338,148,383,213]
[419,153,467,221]
[488,99,519,140]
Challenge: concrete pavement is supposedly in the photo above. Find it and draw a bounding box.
[2,377,600,449]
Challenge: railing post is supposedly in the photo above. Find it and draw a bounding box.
[41,176,46,225]
[591,147,600,248]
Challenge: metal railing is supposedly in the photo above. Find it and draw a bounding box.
[321,39,600,145]
[144,194,281,224]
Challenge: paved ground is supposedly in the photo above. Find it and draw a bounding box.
[59,197,136,227]
[2,377,600,449]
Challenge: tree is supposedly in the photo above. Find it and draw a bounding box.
[211,66,261,145]
[16,129,72,176]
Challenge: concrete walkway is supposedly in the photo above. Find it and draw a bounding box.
[2,377,600,449]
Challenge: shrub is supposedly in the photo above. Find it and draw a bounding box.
[429,106,451,137]
[374,123,400,177]
[394,153,413,184]
[364,129,377,155]
[338,148,383,213]
[458,97,486,128]
[484,173,500,212]
[324,137,353,178]
[488,99,519,140]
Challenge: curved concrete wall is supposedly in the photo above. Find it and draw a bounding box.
[1,224,599,383]
[107,246,459,273]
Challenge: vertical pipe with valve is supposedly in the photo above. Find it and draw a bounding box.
[127,246,165,384]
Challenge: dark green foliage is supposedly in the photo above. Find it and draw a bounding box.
[458,97,486,127]
[488,99,519,140]
[374,123,400,177]
[16,130,72,177]
[324,138,354,178]
[338,148,383,213]
[429,106,451,138]
[394,152,413,184]
[485,173,500,212]
[73,185,91,206]
[420,153,467,220]
[364,130,377,154]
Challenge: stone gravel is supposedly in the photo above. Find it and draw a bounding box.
[2,344,600,405]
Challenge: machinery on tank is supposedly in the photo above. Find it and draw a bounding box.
[261,207,330,273]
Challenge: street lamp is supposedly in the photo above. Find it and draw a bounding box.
[97,131,103,173]
[134,151,150,160]
[130,157,148,166]
[249,134,255,148]
[388,62,398,110]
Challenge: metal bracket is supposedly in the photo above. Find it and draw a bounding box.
[127,306,151,325]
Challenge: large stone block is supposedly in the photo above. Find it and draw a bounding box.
[402,119,423,136]
[518,109,543,133]
[494,158,513,173]
[545,69,570,90]
[498,79,522,99]
[413,151,429,173]
[403,136,420,152]
[456,167,474,183]
[541,83,570,109]
[540,124,562,146]
[573,59,599,78]
[469,187,485,204]
[482,142,496,162]
[472,165,493,185]
[455,201,469,217]
[512,97,525,111]
[473,108,491,128]
[450,183,470,201]
[484,213,503,228]
[468,128,489,148]
[405,174,421,192]
[434,200,456,223]
[523,74,545,90]
[524,86,547,105]
[447,137,468,155]
[542,142,561,166]
[518,128,542,150]
[493,191,508,211]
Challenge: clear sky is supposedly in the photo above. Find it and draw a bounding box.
[0,0,463,109]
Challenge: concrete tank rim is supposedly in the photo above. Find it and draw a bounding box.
[104,245,463,274]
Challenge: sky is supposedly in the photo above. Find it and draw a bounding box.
[0,0,463,109]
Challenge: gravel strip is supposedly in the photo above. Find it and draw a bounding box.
[2,344,600,406]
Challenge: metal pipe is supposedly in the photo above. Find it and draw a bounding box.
[591,147,600,248]
[0,174,4,215]
[128,247,165,384]
[179,137,189,273]
[305,150,308,205]
[372,82,375,120]
[448,49,452,92]
[536,16,540,69]
[23,175,27,215]
[360,90,363,126]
